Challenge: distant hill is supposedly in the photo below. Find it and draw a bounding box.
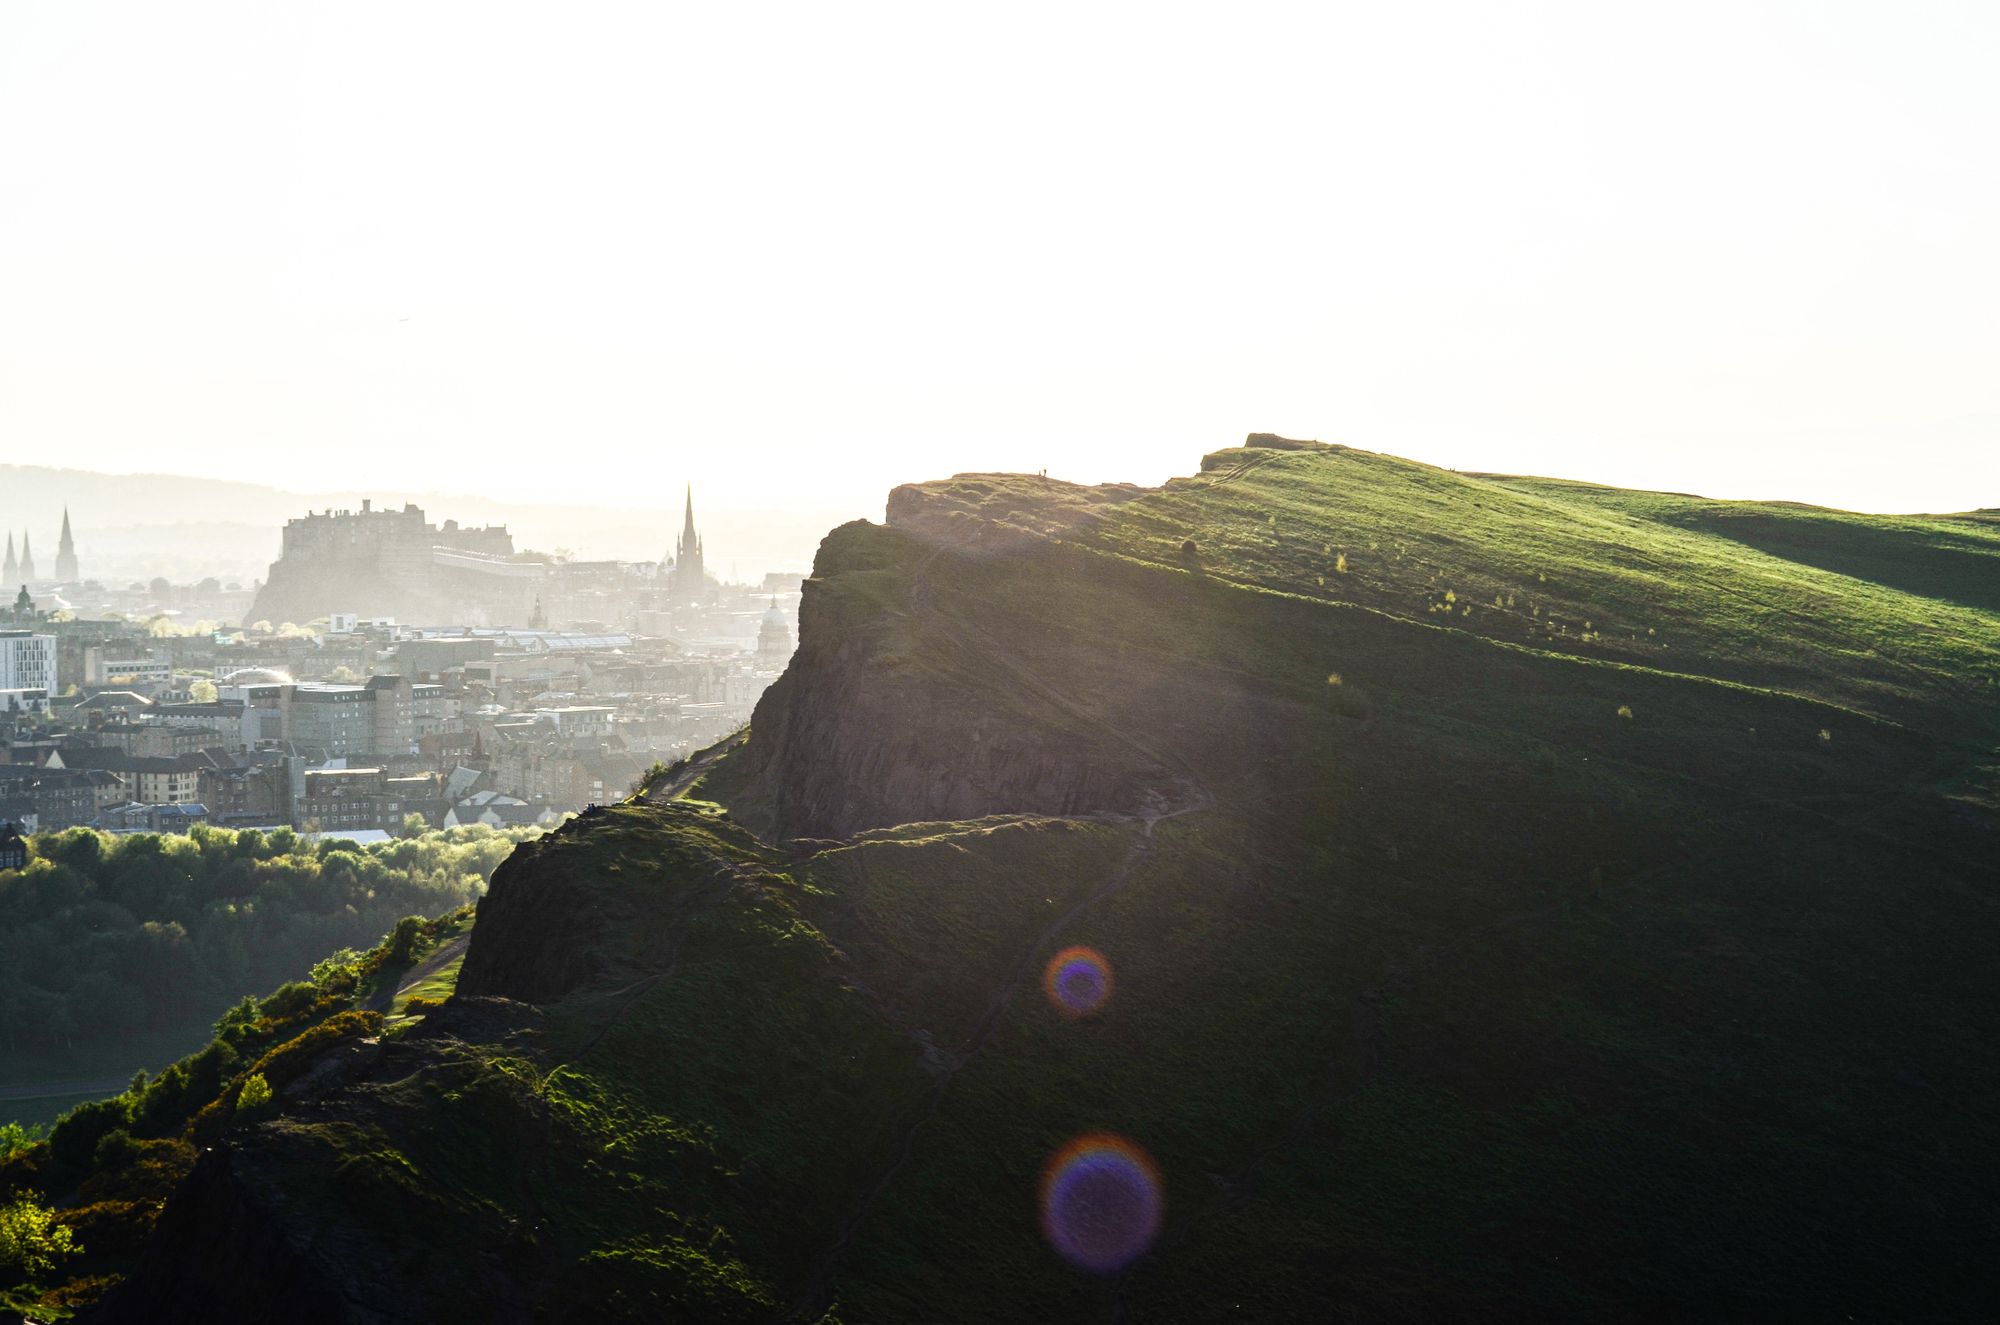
[0,464,851,585]
[22,440,1998,1321]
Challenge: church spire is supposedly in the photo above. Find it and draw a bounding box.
[18,533,33,583]
[3,534,14,586]
[670,484,707,602]
[55,507,78,583]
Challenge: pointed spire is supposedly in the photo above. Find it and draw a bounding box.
[55,508,78,582]
[18,533,33,582]
[670,483,707,600]
[2,533,14,586]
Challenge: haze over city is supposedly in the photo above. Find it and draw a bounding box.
[5,0,1997,517]
[5,5,2000,1323]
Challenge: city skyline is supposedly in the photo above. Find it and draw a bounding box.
[0,464,843,587]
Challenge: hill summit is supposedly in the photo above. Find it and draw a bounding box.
[77,441,2000,1321]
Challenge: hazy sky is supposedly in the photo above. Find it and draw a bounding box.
[3,0,1996,519]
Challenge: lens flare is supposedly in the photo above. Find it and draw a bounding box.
[1042,945,1113,1018]
[1039,1133,1163,1273]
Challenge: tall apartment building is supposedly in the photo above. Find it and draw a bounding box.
[284,676,413,759]
[410,682,460,739]
[367,674,416,757]
[0,631,57,695]
[284,685,376,758]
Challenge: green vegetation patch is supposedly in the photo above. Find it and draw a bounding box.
[1048,445,2000,738]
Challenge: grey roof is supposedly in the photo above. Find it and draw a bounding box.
[52,748,208,773]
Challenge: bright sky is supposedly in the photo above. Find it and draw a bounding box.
[2,0,1996,519]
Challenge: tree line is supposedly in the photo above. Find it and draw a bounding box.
[0,906,472,1310]
[0,823,536,1057]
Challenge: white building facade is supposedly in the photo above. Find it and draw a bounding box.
[0,631,56,695]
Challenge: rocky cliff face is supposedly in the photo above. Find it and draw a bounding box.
[713,507,1290,840]
[454,827,621,1002]
[457,802,758,1001]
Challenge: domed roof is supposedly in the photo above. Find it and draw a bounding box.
[761,601,787,627]
[222,667,294,685]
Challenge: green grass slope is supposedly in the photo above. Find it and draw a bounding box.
[898,441,2000,738]
[1487,475,2000,613]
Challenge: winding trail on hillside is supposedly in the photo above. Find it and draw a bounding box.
[642,731,745,805]
[361,933,470,1014]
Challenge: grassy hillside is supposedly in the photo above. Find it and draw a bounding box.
[1488,475,2000,613]
[43,445,2000,1322]
[897,441,2000,738]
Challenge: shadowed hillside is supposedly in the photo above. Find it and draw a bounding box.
[31,442,1998,1322]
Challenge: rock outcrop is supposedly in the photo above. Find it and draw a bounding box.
[714,507,1295,840]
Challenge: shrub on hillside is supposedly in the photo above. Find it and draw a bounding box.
[187,1010,380,1143]
[235,1074,275,1120]
[257,981,319,1024]
[49,1200,151,1267]
[0,1194,79,1287]
[74,1137,196,1211]
[386,916,430,967]
[48,1099,130,1175]
[0,1124,42,1165]
[90,1131,142,1173]
[634,761,671,797]
[247,1010,383,1094]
